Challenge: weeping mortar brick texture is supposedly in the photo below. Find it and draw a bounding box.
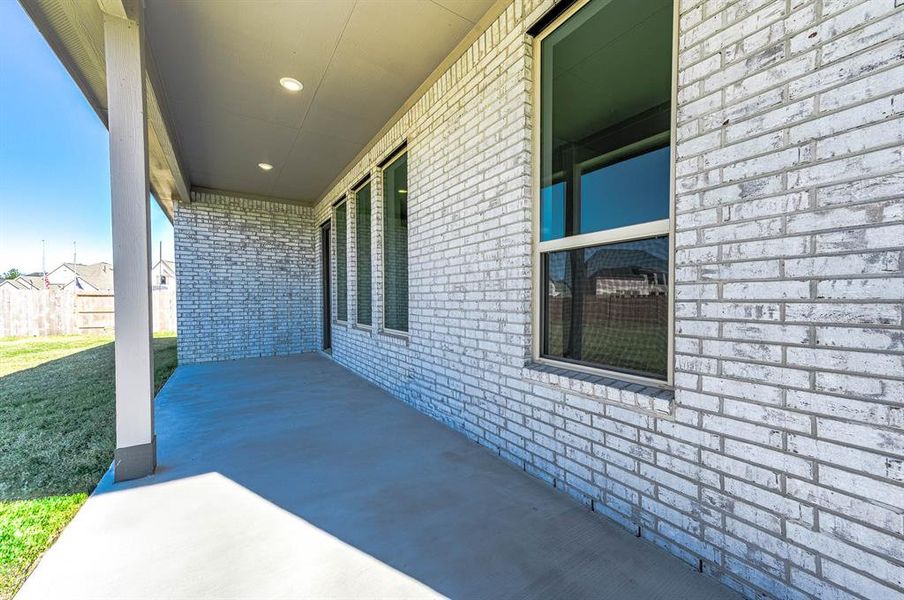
[176,1,904,598]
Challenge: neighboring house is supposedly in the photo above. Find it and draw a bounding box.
[0,278,21,290]
[23,0,904,599]
[0,276,35,290]
[48,262,114,291]
[152,259,175,288]
[0,274,52,290]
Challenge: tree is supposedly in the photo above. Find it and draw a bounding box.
[2,268,22,280]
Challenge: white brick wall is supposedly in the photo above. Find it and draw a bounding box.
[175,0,904,598]
[175,190,317,363]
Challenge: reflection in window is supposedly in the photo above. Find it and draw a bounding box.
[540,182,566,241]
[543,236,669,380]
[383,153,408,332]
[537,0,673,380]
[335,201,348,321]
[539,0,673,242]
[356,182,372,326]
[580,146,671,235]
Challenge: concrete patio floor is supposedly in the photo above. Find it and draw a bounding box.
[19,353,737,599]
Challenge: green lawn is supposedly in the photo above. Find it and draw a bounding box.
[545,321,668,378]
[0,334,177,599]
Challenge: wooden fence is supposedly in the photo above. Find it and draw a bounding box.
[0,286,176,337]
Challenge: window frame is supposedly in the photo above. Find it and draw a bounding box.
[333,196,349,325]
[353,176,373,329]
[530,0,679,388]
[380,146,410,337]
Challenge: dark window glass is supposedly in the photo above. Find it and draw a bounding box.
[335,202,347,321]
[356,182,372,326]
[543,236,669,380]
[383,153,408,332]
[539,0,673,241]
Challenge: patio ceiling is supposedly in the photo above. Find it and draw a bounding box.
[146,0,497,203]
[21,0,499,212]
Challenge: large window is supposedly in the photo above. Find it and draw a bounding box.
[355,181,372,326]
[383,151,408,333]
[335,199,348,322]
[536,0,673,382]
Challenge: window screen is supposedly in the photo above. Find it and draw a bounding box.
[335,201,348,322]
[538,0,673,381]
[543,236,669,379]
[356,182,372,326]
[383,153,408,332]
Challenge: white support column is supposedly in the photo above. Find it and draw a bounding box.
[103,8,155,481]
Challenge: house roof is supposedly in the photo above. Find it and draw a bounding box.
[17,275,46,289]
[0,278,27,290]
[61,262,115,291]
[0,275,55,290]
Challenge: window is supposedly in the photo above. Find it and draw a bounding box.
[355,181,372,326]
[535,0,674,383]
[335,199,348,322]
[382,151,408,333]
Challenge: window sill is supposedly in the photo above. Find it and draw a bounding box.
[523,361,674,416]
[379,328,410,344]
[353,323,373,333]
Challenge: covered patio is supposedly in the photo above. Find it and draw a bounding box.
[17,354,733,599]
[18,0,904,597]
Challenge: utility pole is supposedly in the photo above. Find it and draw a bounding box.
[73,241,77,265]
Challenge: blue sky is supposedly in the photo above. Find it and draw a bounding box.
[0,2,173,275]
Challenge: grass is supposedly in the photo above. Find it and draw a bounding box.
[0,334,177,599]
[546,322,668,378]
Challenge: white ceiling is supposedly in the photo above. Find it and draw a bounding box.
[145,0,495,202]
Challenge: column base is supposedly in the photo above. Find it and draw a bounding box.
[114,436,156,482]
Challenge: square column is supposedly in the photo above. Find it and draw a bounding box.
[103,9,155,481]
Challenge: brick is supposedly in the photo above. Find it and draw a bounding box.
[817,418,904,456]
[787,389,903,429]
[170,3,904,599]
[787,478,903,533]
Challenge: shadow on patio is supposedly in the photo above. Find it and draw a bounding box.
[17,353,737,599]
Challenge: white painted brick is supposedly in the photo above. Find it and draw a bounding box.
[816,223,904,255]
[815,326,904,352]
[817,418,904,455]
[822,561,903,600]
[788,346,904,378]
[723,438,813,479]
[815,371,904,403]
[787,478,903,534]
[787,521,904,591]
[785,302,902,325]
[172,3,904,598]
[820,511,904,563]
[819,465,904,510]
[786,252,900,278]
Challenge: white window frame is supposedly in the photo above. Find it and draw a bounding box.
[380,147,410,337]
[333,196,349,325]
[530,0,679,388]
[353,177,373,329]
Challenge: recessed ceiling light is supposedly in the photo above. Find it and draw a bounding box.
[279,77,303,92]
[258,162,274,171]
[398,189,408,194]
